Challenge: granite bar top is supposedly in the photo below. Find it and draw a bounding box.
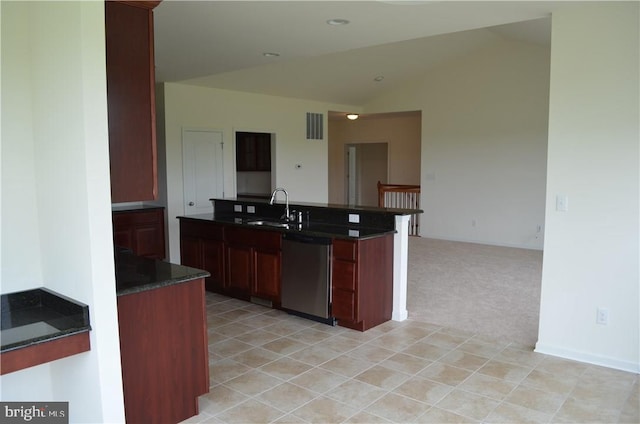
[212,197,421,233]
[179,213,396,240]
[1,288,90,353]
[115,248,210,296]
[216,196,422,215]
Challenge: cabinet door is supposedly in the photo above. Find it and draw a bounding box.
[253,249,281,302]
[255,134,271,171]
[114,228,133,252]
[235,132,271,172]
[106,1,158,202]
[180,237,202,269]
[113,209,165,259]
[235,133,256,172]
[332,289,356,322]
[226,244,252,298]
[202,239,225,292]
[132,225,164,259]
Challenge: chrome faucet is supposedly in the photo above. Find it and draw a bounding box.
[269,187,289,221]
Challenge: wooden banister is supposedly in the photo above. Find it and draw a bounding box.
[377,181,421,236]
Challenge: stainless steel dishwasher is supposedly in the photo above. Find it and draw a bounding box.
[281,233,336,325]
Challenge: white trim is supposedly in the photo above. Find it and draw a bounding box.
[421,234,544,251]
[392,215,410,321]
[535,342,640,373]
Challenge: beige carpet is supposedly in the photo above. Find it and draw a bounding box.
[407,237,543,347]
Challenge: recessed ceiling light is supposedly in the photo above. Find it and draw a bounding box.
[263,52,280,57]
[374,76,385,82]
[326,18,350,26]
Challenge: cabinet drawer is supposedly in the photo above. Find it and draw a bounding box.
[181,220,224,240]
[333,239,357,261]
[332,289,356,322]
[332,261,356,291]
[113,209,162,227]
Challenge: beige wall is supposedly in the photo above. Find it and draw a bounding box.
[537,2,639,372]
[160,83,358,262]
[365,38,550,250]
[328,113,421,204]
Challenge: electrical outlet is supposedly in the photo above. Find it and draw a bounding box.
[247,205,256,214]
[596,307,609,325]
[348,213,360,224]
[234,204,243,213]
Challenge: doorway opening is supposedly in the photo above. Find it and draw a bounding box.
[345,142,389,207]
[235,131,275,198]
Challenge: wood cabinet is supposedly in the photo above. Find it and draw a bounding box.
[105,1,159,203]
[179,219,281,302]
[180,220,225,292]
[236,132,271,172]
[331,235,393,331]
[113,207,165,259]
[117,278,208,424]
[178,218,394,330]
[225,226,281,303]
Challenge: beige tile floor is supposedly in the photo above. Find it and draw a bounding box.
[182,293,639,424]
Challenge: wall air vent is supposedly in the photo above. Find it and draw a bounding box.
[306,112,324,140]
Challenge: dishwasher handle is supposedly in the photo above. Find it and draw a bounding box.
[283,232,332,245]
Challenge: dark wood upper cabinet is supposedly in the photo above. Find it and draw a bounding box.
[113,207,166,260]
[105,1,159,203]
[236,132,271,172]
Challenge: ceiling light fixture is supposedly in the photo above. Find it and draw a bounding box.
[346,114,359,120]
[263,52,280,57]
[327,18,350,26]
[374,76,385,82]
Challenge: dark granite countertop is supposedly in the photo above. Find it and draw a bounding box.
[216,196,422,216]
[115,249,210,296]
[111,204,164,213]
[179,213,396,240]
[1,288,90,353]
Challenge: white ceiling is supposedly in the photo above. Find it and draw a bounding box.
[153,1,570,106]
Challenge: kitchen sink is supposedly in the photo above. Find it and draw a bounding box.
[246,220,289,228]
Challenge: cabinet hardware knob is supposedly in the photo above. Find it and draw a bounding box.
[188,201,195,206]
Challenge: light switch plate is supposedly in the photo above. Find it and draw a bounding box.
[556,195,568,212]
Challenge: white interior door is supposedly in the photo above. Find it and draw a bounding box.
[182,129,224,215]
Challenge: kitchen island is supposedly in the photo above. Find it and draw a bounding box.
[178,197,420,330]
[115,248,210,424]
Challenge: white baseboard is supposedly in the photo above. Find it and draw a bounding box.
[535,342,640,374]
[420,234,544,251]
[392,309,408,322]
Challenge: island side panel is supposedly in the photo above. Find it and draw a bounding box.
[117,278,209,424]
[359,234,394,330]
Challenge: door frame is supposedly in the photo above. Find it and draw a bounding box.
[344,142,389,206]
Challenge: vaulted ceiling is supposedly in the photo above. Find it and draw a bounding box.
[153,1,574,105]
